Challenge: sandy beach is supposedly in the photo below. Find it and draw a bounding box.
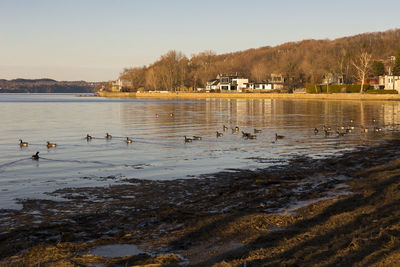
[2,135,400,266]
[97,91,400,101]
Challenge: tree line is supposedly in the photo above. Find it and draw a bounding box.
[105,29,400,92]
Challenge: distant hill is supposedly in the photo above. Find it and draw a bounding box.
[0,79,97,93]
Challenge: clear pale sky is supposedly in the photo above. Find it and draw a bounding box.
[1,0,399,82]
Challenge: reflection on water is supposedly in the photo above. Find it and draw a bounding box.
[1,94,400,209]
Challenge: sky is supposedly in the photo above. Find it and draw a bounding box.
[1,0,399,82]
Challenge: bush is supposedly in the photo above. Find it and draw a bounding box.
[306,84,370,93]
[365,90,398,94]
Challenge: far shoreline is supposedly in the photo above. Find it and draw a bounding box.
[97,91,400,101]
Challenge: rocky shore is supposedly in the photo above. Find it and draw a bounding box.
[2,137,400,266]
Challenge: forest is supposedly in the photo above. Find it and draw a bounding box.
[110,29,400,92]
[0,79,97,93]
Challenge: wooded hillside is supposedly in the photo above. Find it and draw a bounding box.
[118,29,400,91]
[0,79,97,93]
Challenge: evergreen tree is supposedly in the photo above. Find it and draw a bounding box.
[372,61,385,76]
[393,49,400,76]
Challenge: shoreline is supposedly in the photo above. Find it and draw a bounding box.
[2,137,400,265]
[97,91,400,101]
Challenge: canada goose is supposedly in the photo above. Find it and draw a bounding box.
[216,131,223,137]
[242,131,251,138]
[125,137,133,143]
[32,151,39,160]
[184,136,193,143]
[192,136,202,140]
[324,130,330,136]
[314,128,319,135]
[86,134,92,141]
[323,125,331,131]
[275,133,284,140]
[105,133,112,139]
[46,141,56,148]
[247,134,257,139]
[19,139,28,147]
[223,125,228,132]
[254,129,262,134]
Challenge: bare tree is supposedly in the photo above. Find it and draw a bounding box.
[352,52,372,93]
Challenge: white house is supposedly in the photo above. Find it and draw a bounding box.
[379,75,400,92]
[207,74,248,92]
[111,78,133,92]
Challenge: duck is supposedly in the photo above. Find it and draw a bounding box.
[361,127,369,133]
[170,113,174,117]
[275,133,284,140]
[105,133,112,139]
[232,127,239,133]
[86,134,93,141]
[184,136,193,143]
[32,151,39,160]
[216,131,223,137]
[324,130,330,136]
[19,139,28,147]
[314,128,319,135]
[46,141,57,148]
[247,134,257,140]
[192,136,202,140]
[223,125,228,132]
[254,129,262,134]
[125,137,133,144]
[155,114,159,118]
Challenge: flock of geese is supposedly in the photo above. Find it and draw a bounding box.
[19,115,390,161]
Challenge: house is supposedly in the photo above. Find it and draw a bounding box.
[111,79,133,92]
[206,74,249,92]
[245,82,273,90]
[379,75,400,92]
[206,79,220,91]
[322,73,345,85]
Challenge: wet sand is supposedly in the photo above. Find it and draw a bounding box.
[2,137,400,266]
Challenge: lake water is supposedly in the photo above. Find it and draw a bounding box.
[1,94,400,209]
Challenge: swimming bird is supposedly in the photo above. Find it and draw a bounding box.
[125,137,133,143]
[223,125,228,132]
[216,131,223,137]
[184,136,193,143]
[105,133,112,139]
[247,134,257,139]
[324,130,330,137]
[275,133,284,140]
[192,136,202,140]
[46,141,57,148]
[86,134,93,141]
[170,113,174,117]
[361,127,368,133]
[242,131,251,138]
[232,127,239,133]
[155,114,159,118]
[254,129,262,134]
[32,151,39,160]
[314,128,319,135]
[19,139,28,147]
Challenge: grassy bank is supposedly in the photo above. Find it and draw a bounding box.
[97,91,400,101]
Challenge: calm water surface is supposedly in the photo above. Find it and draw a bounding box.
[1,94,400,209]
